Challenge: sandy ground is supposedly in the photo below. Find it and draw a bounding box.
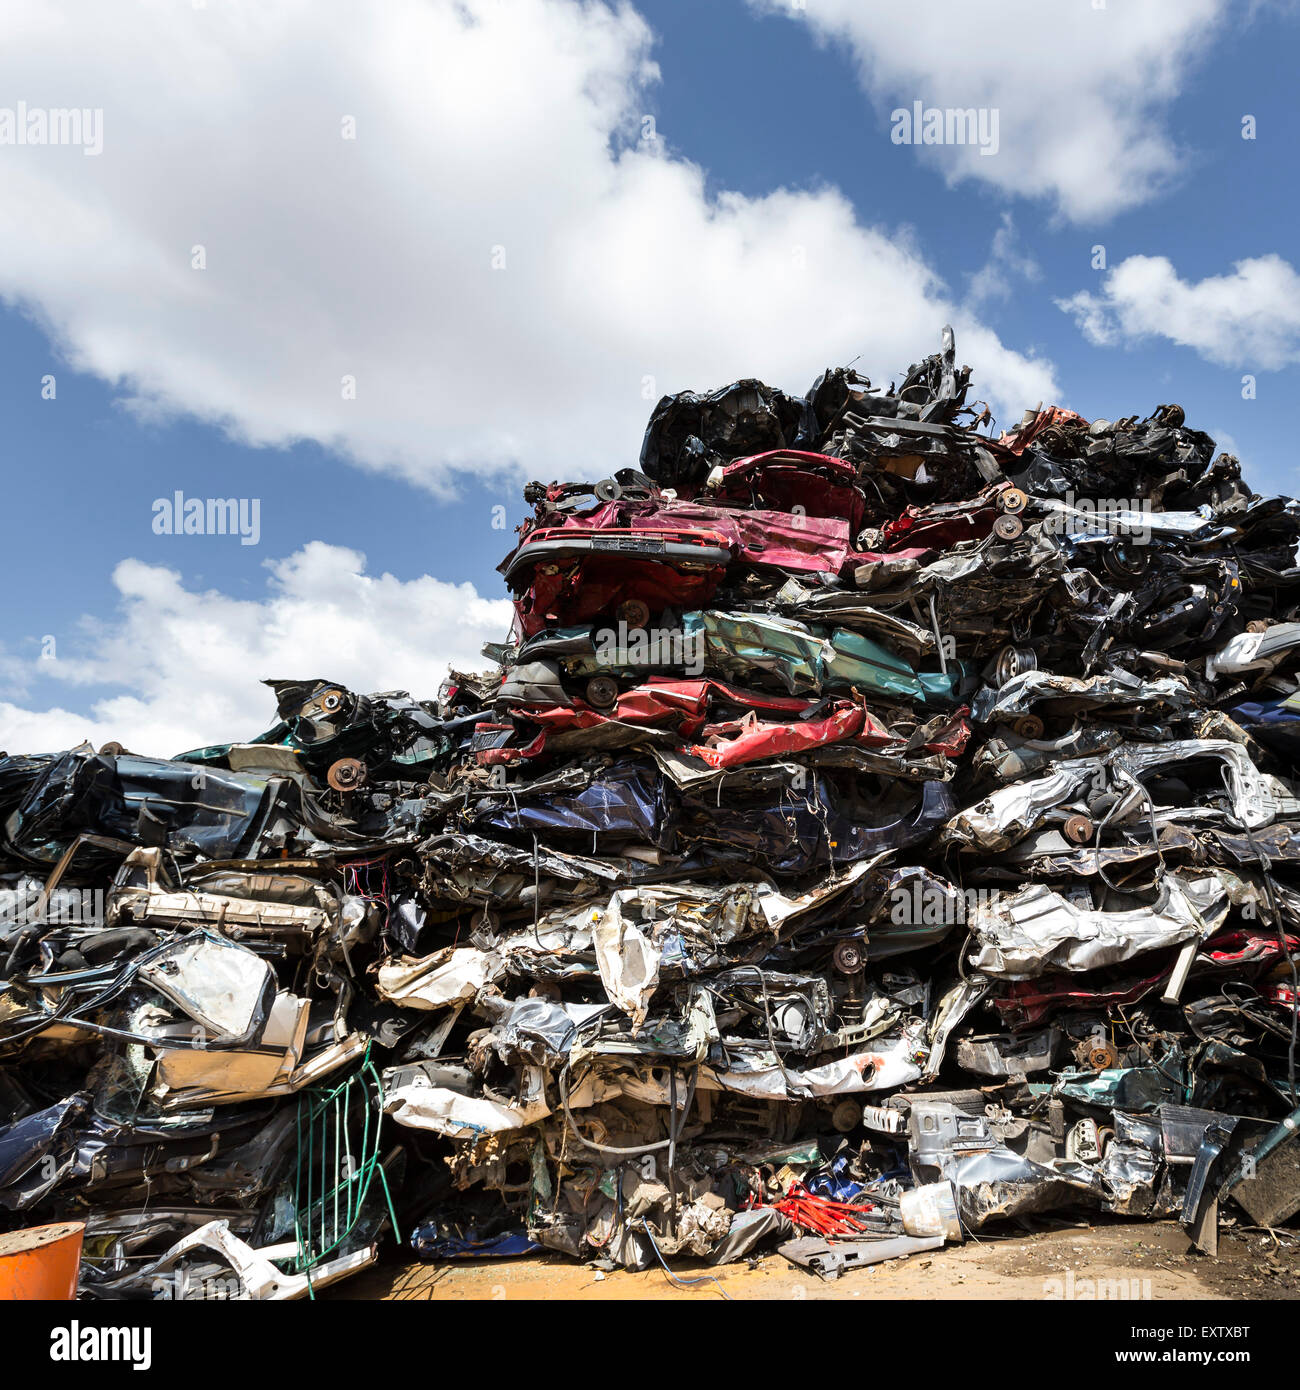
[328,1218,1300,1301]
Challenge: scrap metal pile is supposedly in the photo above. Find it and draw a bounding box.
[4,327,1300,1294]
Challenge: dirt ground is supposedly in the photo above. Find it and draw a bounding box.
[329,1218,1300,1301]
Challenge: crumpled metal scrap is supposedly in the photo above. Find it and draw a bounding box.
[4,327,1300,1294]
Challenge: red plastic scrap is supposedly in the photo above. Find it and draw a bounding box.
[690,702,893,770]
[996,405,1089,456]
[546,495,852,575]
[882,506,998,551]
[718,449,866,532]
[746,1183,877,1237]
[514,556,728,638]
[922,708,972,756]
[518,679,810,733]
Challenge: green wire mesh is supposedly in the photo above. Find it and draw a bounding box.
[291,1043,400,1292]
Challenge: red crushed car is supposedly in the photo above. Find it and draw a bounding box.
[501,525,732,637]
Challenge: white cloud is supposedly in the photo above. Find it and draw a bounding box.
[0,542,513,755]
[1058,254,1300,368]
[966,213,1040,309]
[1208,429,1241,459]
[750,0,1230,223]
[0,0,1056,494]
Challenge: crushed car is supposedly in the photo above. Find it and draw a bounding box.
[3,327,1300,1296]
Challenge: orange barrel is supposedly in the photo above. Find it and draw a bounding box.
[0,1221,85,1300]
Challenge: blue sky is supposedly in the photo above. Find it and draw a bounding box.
[0,0,1297,753]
